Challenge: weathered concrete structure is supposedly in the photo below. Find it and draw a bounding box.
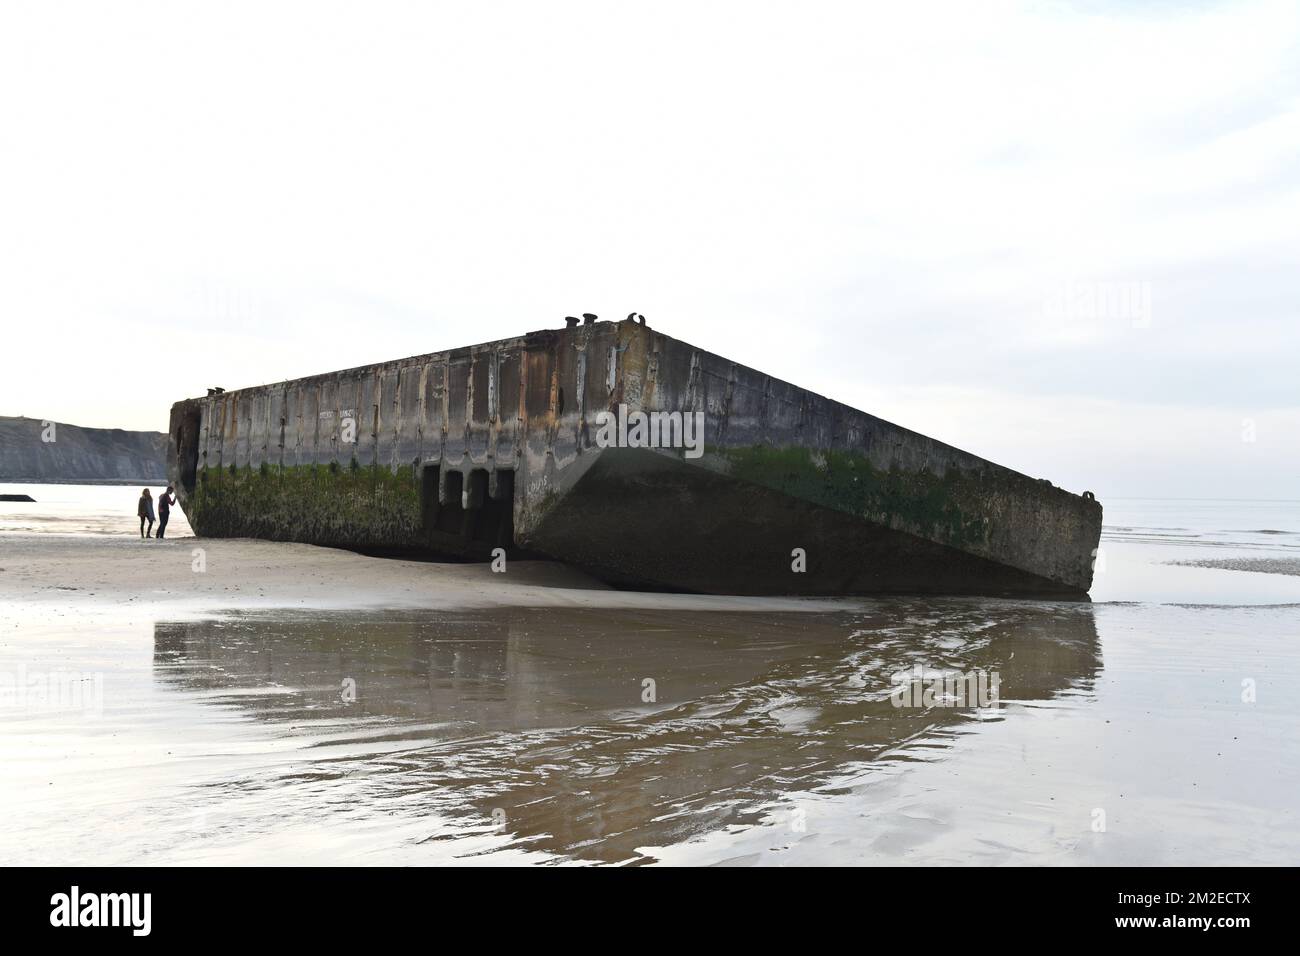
[168,317,1102,596]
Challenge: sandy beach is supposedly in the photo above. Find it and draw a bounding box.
[1170,556,1300,577]
[2,487,1299,865]
[4,485,1299,613]
[0,534,866,616]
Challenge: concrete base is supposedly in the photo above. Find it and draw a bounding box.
[525,449,1082,596]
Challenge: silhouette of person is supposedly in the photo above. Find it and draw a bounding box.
[156,485,176,539]
[138,488,154,539]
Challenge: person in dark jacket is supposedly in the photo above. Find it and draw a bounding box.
[156,485,176,539]
[137,489,154,538]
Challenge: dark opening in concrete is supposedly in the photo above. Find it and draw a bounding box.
[177,408,201,494]
[434,471,464,536]
[420,464,440,533]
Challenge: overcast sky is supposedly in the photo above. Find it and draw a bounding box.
[1,0,1297,499]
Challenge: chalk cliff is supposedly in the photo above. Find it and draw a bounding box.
[0,416,167,482]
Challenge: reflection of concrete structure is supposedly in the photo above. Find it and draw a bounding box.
[168,317,1102,595]
[152,604,1101,863]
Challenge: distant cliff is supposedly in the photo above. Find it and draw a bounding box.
[0,416,167,483]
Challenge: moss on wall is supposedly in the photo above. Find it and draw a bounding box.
[717,445,996,550]
[189,461,424,548]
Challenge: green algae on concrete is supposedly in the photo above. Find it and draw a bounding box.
[716,444,994,550]
[190,462,423,548]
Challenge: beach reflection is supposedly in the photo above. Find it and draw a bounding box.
[152,603,1100,863]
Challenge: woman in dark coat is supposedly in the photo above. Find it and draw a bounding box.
[137,488,155,539]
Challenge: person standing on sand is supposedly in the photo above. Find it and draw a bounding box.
[138,488,154,539]
[156,485,176,539]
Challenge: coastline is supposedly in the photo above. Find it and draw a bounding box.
[0,533,861,616]
[3,490,1299,866]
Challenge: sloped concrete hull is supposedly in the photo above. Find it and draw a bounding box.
[524,448,1084,596]
[168,318,1102,596]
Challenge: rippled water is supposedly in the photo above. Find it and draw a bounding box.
[2,492,1299,865]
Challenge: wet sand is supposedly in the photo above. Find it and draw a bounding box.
[2,489,1299,865]
[0,534,856,615]
[1169,557,1300,577]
